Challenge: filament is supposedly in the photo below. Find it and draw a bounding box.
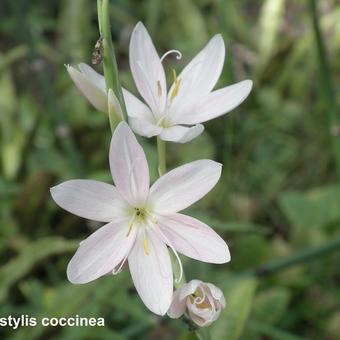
[156,227,183,284]
[160,49,182,63]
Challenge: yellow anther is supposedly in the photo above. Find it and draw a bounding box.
[143,236,150,255]
[170,69,181,101]
[157,80,162,97]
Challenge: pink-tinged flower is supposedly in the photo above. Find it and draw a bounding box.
[50,122,230,315]
[168,280,226,327]
[66,22,252,143]
[127,22,252,143]
[66,63,123,119]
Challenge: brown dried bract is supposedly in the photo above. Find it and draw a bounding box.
[92,37,103,65]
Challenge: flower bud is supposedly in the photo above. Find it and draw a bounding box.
[167,280,225,327]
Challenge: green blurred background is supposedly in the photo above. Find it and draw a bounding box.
[1,0,340,339]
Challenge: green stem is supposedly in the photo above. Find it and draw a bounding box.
[246,237,340,277]
[309,0,340,174]
[157,137,167,176]
[97,0,103,35]
[97,0,127,132]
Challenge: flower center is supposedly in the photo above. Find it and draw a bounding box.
[126,207,157,256]
[190,287,210,308]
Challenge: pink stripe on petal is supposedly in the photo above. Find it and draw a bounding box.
[129,22,166,115]
[149,160,222,213]
[110,122,150,205]
[158,213,230,264]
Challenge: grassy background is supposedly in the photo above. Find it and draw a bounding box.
[1,0,340,339]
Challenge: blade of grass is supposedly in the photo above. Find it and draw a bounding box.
[245,237,340,277]
[309,0,340,174]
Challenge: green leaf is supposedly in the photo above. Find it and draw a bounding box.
[251,287,291,325]
[0,237,78,302]
[210,277,258,340]
[279,184,340,228]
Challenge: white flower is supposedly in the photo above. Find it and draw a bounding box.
[50,122,230,315]
[167,280,226,327]
[66,22,252,143]
[66,63,123,119]
[127,22,252,143]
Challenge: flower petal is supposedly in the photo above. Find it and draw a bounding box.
[129,117,162,138]
[129,22,166,115]
[110,122,150,205]
[128,229,173,315]
[67,64,107,112]
[176,80,253,125]
[167,288,187,319]
[67,218,136,284]
[123,88,154,120]
[206,283,225,304]
[149,160,222,213]
[178,280,202,300]
[50,179,128,222]
[78,63,106,92]
[169,34,225,114]
[160,124,204,143]
[123,89,162,137]
[158,213,230,263]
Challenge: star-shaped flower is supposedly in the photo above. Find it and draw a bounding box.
[67,22,252,143]
[50,122,230,315]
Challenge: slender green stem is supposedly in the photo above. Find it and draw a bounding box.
[309,0,340,174]
[245,237,340,277]
[97,0,103,35]
[157,137,167,176]
[97,0,127,132]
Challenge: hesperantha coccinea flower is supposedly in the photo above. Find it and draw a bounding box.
[66,22,252,143]
[50,122,230,315]
[167,280,226,327]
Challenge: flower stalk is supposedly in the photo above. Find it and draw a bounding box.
[157,137,167,176]
[97,0,127,131]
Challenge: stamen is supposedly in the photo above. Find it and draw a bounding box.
[194,287,206,304]
[112,256,127,275]
[157,80,162,97]
[145,209,158,224]
[157,228,183,283]
[126,212,136,237]
[143,234,150,255]
[160,49,182,63]
[170,69,181,101]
